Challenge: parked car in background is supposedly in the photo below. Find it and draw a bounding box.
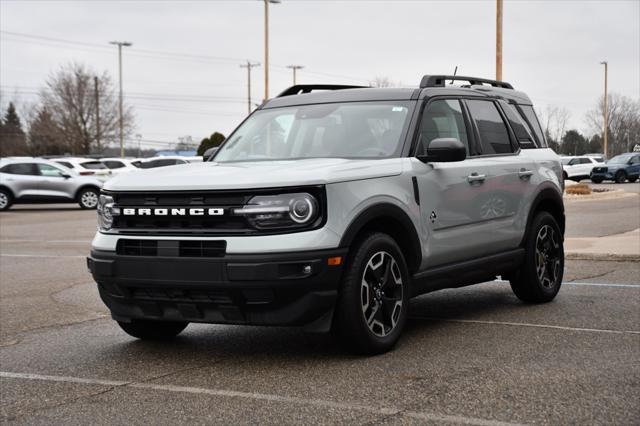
[137,156,202,169]
[0,157,103,210]
[99,158,141,176]
[590,153,640,183]
[560,156,605,181]
[584,153,606,163]
[53,157,112,182]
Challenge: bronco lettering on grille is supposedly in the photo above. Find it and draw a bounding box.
[122,208,225,216]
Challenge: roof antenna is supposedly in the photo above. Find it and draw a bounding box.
[450,66,458,85]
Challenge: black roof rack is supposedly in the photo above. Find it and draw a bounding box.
[420,75,514,90]
[276,84,369,98]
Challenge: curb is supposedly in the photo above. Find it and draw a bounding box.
[563,189,635,202]
[565,252,640,261]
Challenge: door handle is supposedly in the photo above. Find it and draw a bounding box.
[467,173,486,184]
[518,169,534,180]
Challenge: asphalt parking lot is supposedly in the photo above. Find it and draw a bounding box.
[1,183,639,425]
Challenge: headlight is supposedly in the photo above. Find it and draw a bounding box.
[97,194,119,231]
[233,193,319,229]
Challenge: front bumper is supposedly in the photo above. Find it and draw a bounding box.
[88,248,347,329]
[590,171,614,180]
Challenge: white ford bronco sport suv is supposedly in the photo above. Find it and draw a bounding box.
[88,75,565,354]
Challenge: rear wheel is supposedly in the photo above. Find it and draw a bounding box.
[0,189,12,211]
[333,232,410,355]
[77,187,99,209]
[117,319,188,340]
[510,212,564,303]
[615,171,627,183]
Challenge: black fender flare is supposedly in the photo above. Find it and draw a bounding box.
[339,203,422,271]
[520,184,565,247]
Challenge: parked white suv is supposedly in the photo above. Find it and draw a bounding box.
[88,76,566,354]
[560,155,605,181]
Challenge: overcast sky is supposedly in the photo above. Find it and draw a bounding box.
[1,0,639,150]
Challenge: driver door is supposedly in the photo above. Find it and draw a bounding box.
[37,163,74,200]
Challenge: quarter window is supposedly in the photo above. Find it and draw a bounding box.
[417,99,469,155]
[103,161,125,169]
[466,100,514,155]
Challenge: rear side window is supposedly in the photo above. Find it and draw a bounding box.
[465,100,514,155]
[103,161,125,169]
[0,163,38,175]
[55,161,74,169]
[80,161,107,170]
[517,105,547,148]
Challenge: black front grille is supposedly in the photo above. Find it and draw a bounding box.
[116,239,226,257]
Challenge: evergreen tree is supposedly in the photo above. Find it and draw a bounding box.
[197,132,226,156]
[0,103,28,156]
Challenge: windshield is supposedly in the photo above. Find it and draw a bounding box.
[214,101,414,162]
[608,154,632,164]
[561,158,571,165]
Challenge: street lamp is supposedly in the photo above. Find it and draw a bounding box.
[600,61,608,158]
[286,65,304,85]
[109,41,132,158]
[263,0,280,100]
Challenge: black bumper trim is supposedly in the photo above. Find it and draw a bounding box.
[88,248,347,327]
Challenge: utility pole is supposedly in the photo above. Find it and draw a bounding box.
[263,0,281,100]
[94,76,101,151]
[240,61,261,115]
[109,40,132,158]
[600,61,608,158]
[496,0,503,81]
[286,65,304,85]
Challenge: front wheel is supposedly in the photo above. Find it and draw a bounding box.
[590,176,603,184]
[77,187,99,209]
[615,171,627,183]
[0,189,12,211]
[117,319,188,340]
[510,212,564,303]
[332,232,410,355]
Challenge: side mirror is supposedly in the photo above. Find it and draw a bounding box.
[417,138,466,163]
[203,147,219,161]
[61,173,72,179]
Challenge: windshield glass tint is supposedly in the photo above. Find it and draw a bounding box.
[214,102,413,162]
[609,154,631,164]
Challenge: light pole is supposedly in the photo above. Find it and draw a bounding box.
[263,0,280,100]
[109,41,132,158]
[496,0,503,81]
[240,61,261,115]
[600,61,608,158]
[135,134,142,157]
[286,65,304,85]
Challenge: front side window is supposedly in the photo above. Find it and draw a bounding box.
[37,164,66,177]
[466,100,514,155]
[1,163,38,175]
[214,101,413,162]
[416,99,469,156]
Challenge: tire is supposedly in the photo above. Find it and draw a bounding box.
[628,176,638,183]
[562,171,568,181]
[117,319,188,340]
[510,212,564,303]
[77,187,99,209]
[332,232,410,355]
[615,171,627,184]
[0,188,12,211]
[590,177,603,184]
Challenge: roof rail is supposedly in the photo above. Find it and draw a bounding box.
[420,75,514,90]
[276,84,369,98]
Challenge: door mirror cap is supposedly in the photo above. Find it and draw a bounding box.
[417,138,466,163]
[61,173,72,179]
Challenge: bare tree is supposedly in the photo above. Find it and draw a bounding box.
[370,77,395,88]
[538,105,570,145]
[585,93,640,156]
[40,63,134,155]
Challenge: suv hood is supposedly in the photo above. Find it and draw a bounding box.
[104,158,404,191]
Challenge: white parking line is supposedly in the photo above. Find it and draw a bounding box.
[0,371,522,426]
[494,279,640,289]
[414,317,640,335]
